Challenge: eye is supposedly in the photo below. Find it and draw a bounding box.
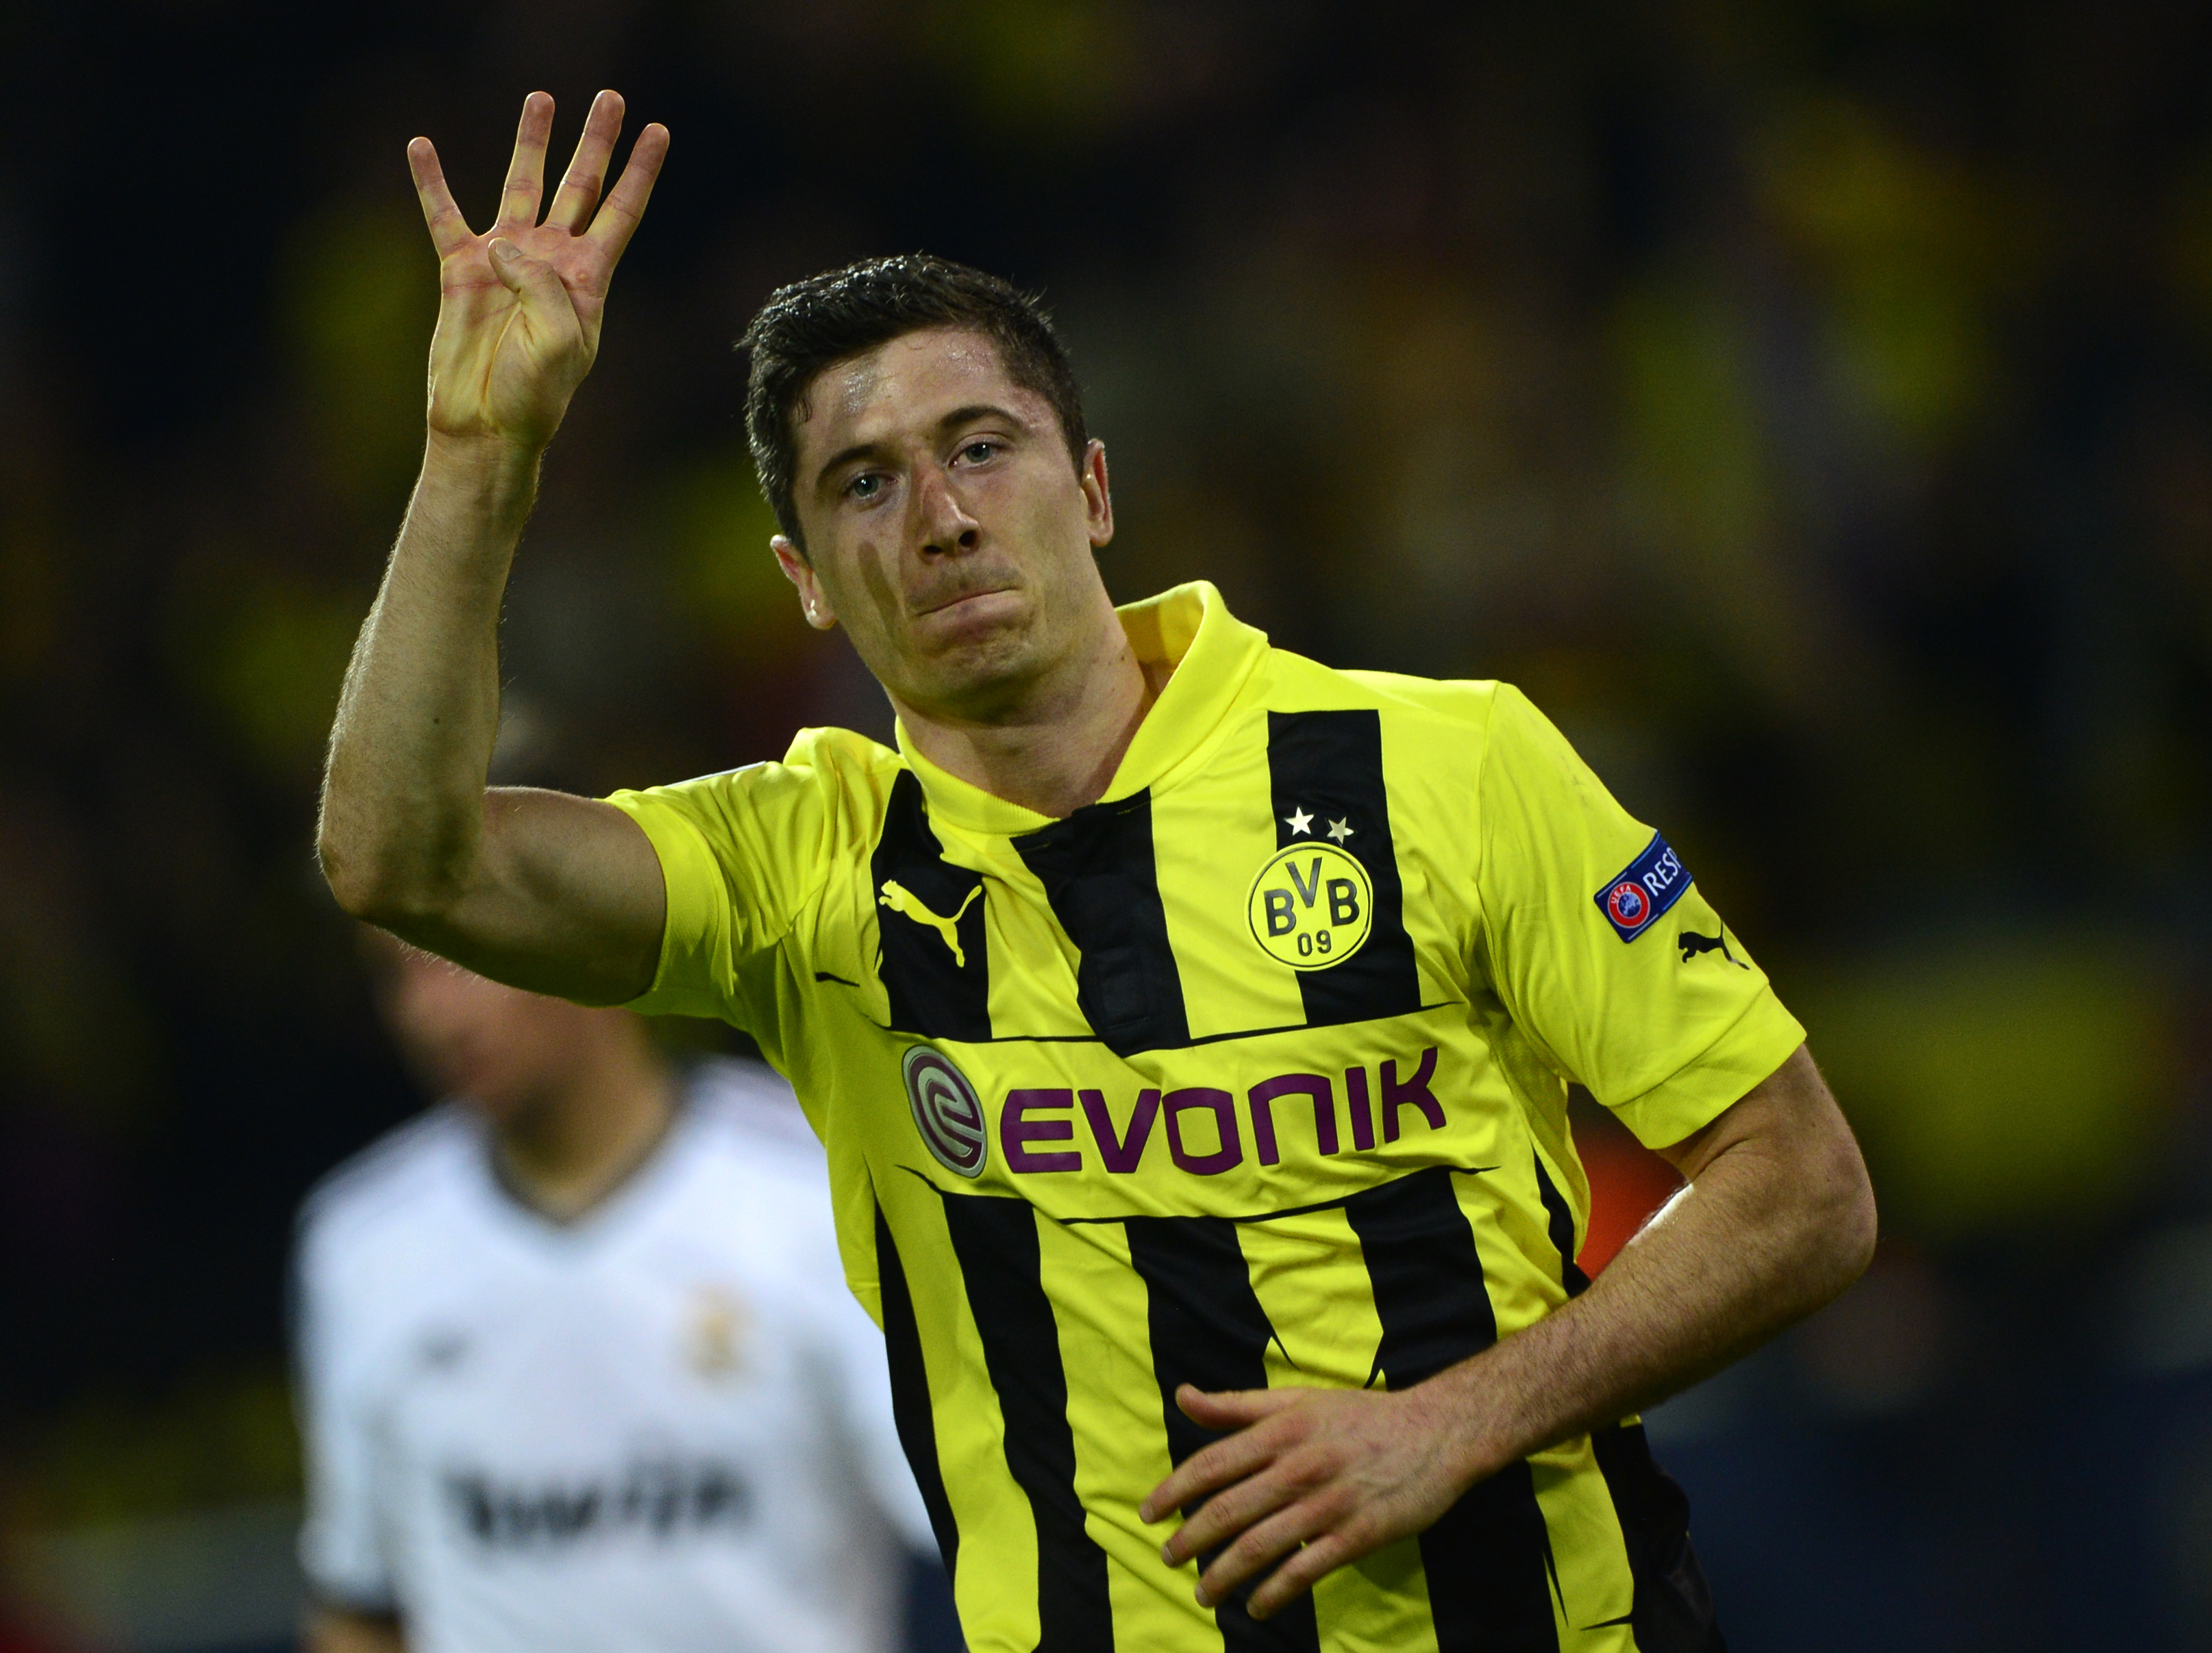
[846,472,885,500]
[957,440,1000,466]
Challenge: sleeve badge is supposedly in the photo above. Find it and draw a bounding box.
[1593,833,1693,943]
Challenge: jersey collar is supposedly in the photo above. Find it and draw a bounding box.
[893,580,1269,836]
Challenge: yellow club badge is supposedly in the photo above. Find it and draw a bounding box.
[1247,842,1374,969]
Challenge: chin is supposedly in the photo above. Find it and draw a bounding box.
[923,629,1051,709]
[460,1090,521,1124]
[904,604,1043,695]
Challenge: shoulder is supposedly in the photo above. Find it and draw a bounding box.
[295,1106,478,1273]
[1260,651,1520,771]
[681,1057,823,1167]
[676,1061,836,1226]
[662,1065,845,1293]
[1265,649,1505,727]
[1338,669,1507,730]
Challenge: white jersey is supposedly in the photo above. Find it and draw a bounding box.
[293,1058,934,1653]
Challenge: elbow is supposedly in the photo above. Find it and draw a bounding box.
[316,821,372,919]
[317,834,401,925]
[1837,1161,1880,1285]
[1811,1131,1879,1302]
[316,812,392,922]
[315,823,458,931]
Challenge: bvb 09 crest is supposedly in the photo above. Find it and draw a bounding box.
[1247,843,1374,970]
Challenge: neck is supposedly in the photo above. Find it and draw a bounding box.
[493,1034,676,1223]
[894,594,1169,819]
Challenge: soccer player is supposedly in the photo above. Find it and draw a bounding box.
[319,88,1876,1651]
[294,936,941,1653]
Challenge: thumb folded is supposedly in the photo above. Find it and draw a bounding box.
[486,238,562,303]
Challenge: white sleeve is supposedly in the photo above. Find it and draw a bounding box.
[292,1215,399,1611]
[808,1247,936,1555]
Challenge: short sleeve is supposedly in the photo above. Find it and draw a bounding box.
[1474,685,1806,1148]
[602,730,854,1030]
[291,1226,398,1612]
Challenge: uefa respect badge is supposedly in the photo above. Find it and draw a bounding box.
[1593,832,1693,943]
[903,1045,986,1178]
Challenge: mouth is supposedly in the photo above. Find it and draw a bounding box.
[912,585,1017,620]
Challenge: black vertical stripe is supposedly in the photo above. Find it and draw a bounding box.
[1345,1169,1559,1653]
[871,770,993,1041]
[1589,1424,1728,1652]
[937,1193,1113,1653]
[1266,710,1421,1028]
[1125,1218,1321,1653]
[1530,1155,1593,1298]
[1015,789,1190,1056]
[875,1204,961,1578]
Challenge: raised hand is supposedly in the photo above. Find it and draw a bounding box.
[408,91,669,453]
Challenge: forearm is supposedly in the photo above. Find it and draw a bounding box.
[319,434,541,921]
[1432,1053,1876,1483]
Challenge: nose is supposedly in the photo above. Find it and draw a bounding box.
[912,462,981,556]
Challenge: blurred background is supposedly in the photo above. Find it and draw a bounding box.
[1,0,2209,1647]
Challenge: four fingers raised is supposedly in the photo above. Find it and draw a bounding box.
[410,92,666,273]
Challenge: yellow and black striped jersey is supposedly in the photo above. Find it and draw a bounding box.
[606,582,1803,1653]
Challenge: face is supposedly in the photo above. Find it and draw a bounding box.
[366,936,619,1125]
[773,327,1116,720]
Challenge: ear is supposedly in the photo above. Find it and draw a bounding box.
[773,536,838,630]
[1080,439,1114,549]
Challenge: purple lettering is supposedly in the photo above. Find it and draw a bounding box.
[1380,1048,1443,1143]
[1002,1089,1081,1173]
[1247,1074,1338,1165]
[1163,1088,1243,1176]
[1079,1088,1159,1173]
[1345,1066,1376,1152]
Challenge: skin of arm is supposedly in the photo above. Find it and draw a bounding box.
[317,90,669,1003]
[305,1608,406,1653]
[1140,1043,1876,1619]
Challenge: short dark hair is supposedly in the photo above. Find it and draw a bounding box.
[739,253,1089,549]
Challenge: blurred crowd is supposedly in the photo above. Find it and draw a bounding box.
[2,1,2210,1648]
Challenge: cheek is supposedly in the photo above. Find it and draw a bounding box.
[994,462,1085,538]
[822,544,909,634]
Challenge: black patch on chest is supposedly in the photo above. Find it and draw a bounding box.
[1015,789,1190,1057]
[1266,708,1422,1028]
[870,770,993,1041]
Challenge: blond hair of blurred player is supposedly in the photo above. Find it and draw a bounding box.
[295,936,940,1653]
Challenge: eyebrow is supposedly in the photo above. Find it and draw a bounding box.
[812,402,1035,495]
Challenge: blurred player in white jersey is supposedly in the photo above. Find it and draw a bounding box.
[293,933,948,1653]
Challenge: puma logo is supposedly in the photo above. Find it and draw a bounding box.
[1678,929,1748,968]
[878,882,982,969]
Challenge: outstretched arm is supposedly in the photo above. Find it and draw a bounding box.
[319,92,670,1003]
[1141,1044,1876,1619]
